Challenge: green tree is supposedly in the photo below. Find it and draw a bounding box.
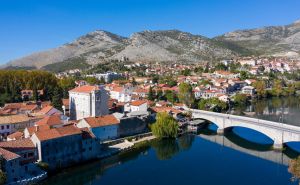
[165,90,177,103]
[51,87,63,111]
[289,156,300,183]
[58,77,76,98]
[178,83,194,107]
[253,80,267,98]
[0,170,6,185]
[198,98,228,112]
[214,63,227,71]
[272,80,283,97]
[147,86,155,101]
[156,90,163,100]
[151,112,178,138]
[159,76,177,87]
[85,77,100,85]
[240,71,249,80]
[285,83,296,96]
[131,77,138,86]
[233,93,249,106]
[180,69,191,76]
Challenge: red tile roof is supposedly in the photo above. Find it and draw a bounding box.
[36,115,62,127]
[69,85,99,93]
[26,125,51,136]
[34,125,82,141]
[0,138,35,152]
[111,86,124,93]
[0,148,20,160]
[0,114,39,125]
[38,105,54,115]
[84,115,120,128]
[7,131,24,140]
[131,100,147,106]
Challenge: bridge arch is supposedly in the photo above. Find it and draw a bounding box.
[223,126,274,146]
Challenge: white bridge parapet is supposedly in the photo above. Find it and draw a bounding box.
[188,109,300,149]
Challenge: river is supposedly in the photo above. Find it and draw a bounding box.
[42,133,299,185]
[236,96,300,126]
[41,96,300,185]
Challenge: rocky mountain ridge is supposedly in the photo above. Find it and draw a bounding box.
[5,19,300,69]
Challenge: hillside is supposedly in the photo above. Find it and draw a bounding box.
[4,19,300,70]
[4,30,237,69]
[215,20,300,57]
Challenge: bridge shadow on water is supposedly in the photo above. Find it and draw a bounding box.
[199,121,300,158]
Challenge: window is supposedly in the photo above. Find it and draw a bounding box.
[1,126,4,130]
[28,152,34,158]
[6,125,9,129]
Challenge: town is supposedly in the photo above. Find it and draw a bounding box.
[0,56,300,184]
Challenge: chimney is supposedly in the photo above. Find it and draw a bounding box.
[35,124,39,132]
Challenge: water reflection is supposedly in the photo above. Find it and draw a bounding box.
[42,132,300,185]
[178,134,195,151]
[225,130,273,151]
[151,139,180,160]
[238,96,300,126]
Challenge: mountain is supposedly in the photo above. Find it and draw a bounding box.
[4,19,300,70]
[215,19,300,57]
[5,30,128,69]
[4,30,237,69]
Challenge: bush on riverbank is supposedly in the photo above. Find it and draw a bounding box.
[37,162,49,172]
[151,112,178,138]
[0,170,6,185]
[288,156,300,183]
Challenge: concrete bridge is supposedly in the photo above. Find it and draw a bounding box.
[189,109,300,149]
[198,134,292,166]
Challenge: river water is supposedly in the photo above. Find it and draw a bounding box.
[237,96,300,126]
[42,96,300,185]
[42,133,299,185]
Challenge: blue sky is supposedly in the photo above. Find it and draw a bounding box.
[1,0,300,64]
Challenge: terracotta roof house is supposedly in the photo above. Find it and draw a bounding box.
[7,131,24,141]
[35,114,64,128]
[0,114,44,140]
[0,138,38,165]
[76,115,120,141]
[30,125,100,169]
[37,105,62,116]
[130,100,148,112]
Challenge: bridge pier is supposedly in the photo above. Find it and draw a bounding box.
[273,143,283,151]
[217,129,224,135]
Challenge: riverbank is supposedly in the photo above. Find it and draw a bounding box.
[99,132,156,159]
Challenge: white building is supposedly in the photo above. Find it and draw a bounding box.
[109,86,133,102]
[242,86,255,95]
[69,85,109,120]
[130,100,148,112]
[86,72,123,83]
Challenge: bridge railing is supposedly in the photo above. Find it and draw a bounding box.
[188,108,300,133]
